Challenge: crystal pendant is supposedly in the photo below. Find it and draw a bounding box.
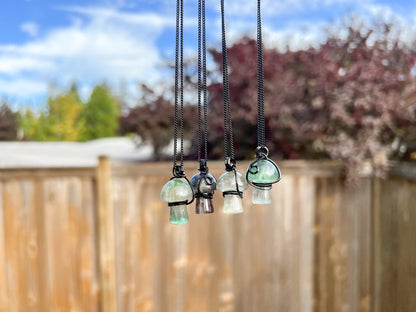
[160,178,193,225]
[246,157,281,205]
[190,171,216,214]
[217,170,248,214]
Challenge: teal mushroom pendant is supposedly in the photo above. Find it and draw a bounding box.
[246,147,281,204]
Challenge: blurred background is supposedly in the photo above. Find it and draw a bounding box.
[0,0,415,311]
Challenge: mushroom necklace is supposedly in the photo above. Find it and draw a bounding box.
[245,0,282,204]
[189,0,217,215]
[216,0,248,214]
[160,0,194,225]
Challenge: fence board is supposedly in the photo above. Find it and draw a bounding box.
[373,178,416,312]
[97,157,117,312]
[0,183,8,312]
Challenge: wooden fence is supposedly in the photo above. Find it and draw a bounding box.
[0,158,415,312]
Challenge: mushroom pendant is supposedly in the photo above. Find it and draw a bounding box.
[246,147,281,204]
[160,165,194,225]
[217,158,248,214]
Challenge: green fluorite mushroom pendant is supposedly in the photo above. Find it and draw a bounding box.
[217,158,248,214]
[160,167,194,225]
[246,147,281,204]
[217,170,248,214]
[161,180,192,224]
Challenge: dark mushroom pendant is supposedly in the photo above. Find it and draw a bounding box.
[190,160,216,214]
[246,147,281,204]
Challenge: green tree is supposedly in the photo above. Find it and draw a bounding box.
[18,85,84,141]
[17,107,38,140]
[80,84,120,141]
[41,85,84,141]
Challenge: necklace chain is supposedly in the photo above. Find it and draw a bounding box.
[221,0,235,161]
[197,0,208,162]
[173,0,184,168]
[257,0,266,148]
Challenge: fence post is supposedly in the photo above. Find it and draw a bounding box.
[97,156,118,312]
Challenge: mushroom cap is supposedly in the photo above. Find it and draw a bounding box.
[246,159,280,184]
[160,178,193,202]
[190,172,216,194]
[217,170,248,192]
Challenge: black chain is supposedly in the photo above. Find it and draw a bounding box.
[173,0,185,170]
[221,0,235,161]
[256,0,266,148]
[197,0,202,162]
[180,0,184,164]
[197,0,208,162]
[202,0,208,161]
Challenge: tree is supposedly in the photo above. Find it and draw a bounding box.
[207,20,416,180]
[119,84,196,159]
[37,85,85,141]
[80,84,120,141]
[18,85,84,141]
[17,107,38,140]
[0,102,17,140]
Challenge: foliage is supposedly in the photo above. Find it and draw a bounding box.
[80,84,120,141]
[119,84,196,159]
[19,85,84,141]
[0,102,18,140]
[207,21,416,180]
[18,83,120,142]
[17,108,37,140]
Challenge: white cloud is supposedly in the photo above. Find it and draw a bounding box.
[20,22,39,37]
[209,0,371,17]
[264,22,328,51]
[217,1,416,52]
[0,6,177,101]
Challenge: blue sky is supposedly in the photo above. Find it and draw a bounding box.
[0,0,415,108]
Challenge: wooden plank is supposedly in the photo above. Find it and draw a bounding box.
[96,156,118,312]
[338,179,372,312]
[371,178,382,312]
[113,177,137,312]
[186,190,219,312]
[43,178,71,310]
[395,180,416,311]
[79,177,100,311]
[65,177,99,312]
[313,177,339,312]
[21,180,41,312]
[273,175,296,312]
[166,211,189,312]
[216,192,239,312]
[0,182,9,312]
[346,179,372,312]
[3,180,29,312]
[150,176,169,312]
[373,178,416,312]
[133,176,154,312]
[298,176,315,312]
